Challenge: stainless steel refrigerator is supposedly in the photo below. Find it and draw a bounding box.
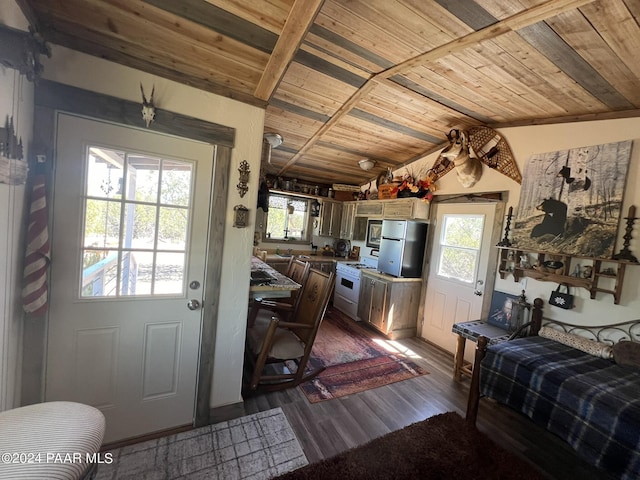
[378,220,428,278]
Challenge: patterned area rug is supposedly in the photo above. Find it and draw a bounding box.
[95,407,307,480]
[298,308,429,403]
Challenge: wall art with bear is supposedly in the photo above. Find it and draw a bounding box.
[511,140,633,258]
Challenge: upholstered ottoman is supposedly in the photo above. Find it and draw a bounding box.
[0,401,105,479]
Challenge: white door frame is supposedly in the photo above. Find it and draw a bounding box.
[419,199,505,345]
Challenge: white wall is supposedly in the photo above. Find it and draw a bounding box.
[0,2,34,411]
[393,118,640,329]
[40,46,265,408]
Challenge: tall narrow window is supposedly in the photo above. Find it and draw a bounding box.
[81,146,194,297]
[265,194,310,241]
[437,214,485,284]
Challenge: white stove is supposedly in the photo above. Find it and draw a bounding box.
[333,256,378,321]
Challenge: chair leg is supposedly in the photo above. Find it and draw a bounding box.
[453,335,466,381]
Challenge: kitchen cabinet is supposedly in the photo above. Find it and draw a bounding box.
[358,271,422,339]
[498,247,637,304]
[354,198,430,220]
[309,260,335,275]
[355,201,384,218]
[340,202,367,240]
[319,200,342,237]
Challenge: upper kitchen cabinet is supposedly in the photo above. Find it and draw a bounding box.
[340,202,367,241]
[354,198,430,220]
[319,200,342,238]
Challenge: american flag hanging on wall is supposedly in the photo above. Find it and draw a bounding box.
[22,174,51,316]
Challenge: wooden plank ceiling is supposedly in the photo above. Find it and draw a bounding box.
[19,0,640,187]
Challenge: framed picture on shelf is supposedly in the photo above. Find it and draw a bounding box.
[366,220,382,248]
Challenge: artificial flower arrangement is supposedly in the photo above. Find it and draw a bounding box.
[390,167,437,203]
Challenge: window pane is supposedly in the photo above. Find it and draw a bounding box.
[126,251,153,295]
[81,249,118,297]
[438,246,477,283]
[84,199,121,249]
[442,215,484,248]
[126,155,160,202]
[160,160,192,206]
[123,204,157,249]
[158,207,188,250]
[87,147,124,199]
[266,194,310,240]
[154,252,185,294]
[286,210,306,238]
[81,147,194,299]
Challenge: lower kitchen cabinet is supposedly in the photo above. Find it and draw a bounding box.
[358,271,422,340]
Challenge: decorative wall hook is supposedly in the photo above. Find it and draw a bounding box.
[140,83,156,127]
[237,160,250,197]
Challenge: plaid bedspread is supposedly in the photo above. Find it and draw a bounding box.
[480,336,640,479]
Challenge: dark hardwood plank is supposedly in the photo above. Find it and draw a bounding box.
[242,329,612,479]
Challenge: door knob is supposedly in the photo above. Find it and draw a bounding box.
[187,299,201,310]
[474,279,483,296]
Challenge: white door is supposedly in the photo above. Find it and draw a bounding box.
[46,114,214,443]
[420,203,496,361]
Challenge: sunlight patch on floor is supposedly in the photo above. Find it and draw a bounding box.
[372,338,423,359]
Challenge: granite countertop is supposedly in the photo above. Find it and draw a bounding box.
[250,257,301,292]
[361,269,423,283]
[264,254,351,263]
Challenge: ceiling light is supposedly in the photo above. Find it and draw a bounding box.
[264,132,283,148]
[264,133,283,165]
[358,158,376,171]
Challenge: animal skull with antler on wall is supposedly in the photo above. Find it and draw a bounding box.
[140,83,156,128]
[440,129,483,188]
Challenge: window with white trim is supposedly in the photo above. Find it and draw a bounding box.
[437,214,485,284]
[264,194,311,242]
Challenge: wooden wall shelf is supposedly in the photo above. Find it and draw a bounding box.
[497,247,638,304]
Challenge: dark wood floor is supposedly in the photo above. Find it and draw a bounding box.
[241,328,613,480]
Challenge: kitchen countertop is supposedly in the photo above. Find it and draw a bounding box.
[264,254,352,263]
[361,269,423,282]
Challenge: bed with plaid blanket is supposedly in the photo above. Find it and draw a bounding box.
[480,336,640,479]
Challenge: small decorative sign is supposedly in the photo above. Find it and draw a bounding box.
[233,204,249,228]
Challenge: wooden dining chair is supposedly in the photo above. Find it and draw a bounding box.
[248,259,310,327]
[244,268,335,392]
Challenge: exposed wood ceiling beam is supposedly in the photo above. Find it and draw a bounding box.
[254,0,325,101]
[490,108,640,128]
[277,0,596,176]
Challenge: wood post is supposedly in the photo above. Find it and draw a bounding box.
[465,335,488,425]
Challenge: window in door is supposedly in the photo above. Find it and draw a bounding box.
[264,194,311,242]
[81,146,194,298]
[436,214,485,284]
